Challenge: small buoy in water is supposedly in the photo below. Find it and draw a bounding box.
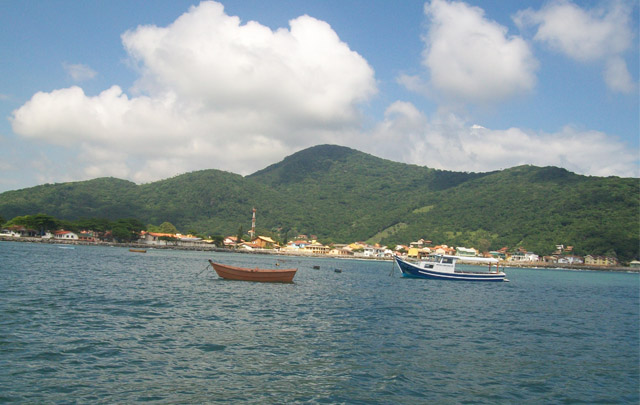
[313,265,320,269]
[334,269,342,273]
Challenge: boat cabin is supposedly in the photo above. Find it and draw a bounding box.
[418,254,500,274]
[417,255,457,273]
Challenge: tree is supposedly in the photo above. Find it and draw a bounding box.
[29,213,59,236]
[605,249,618,259]
[158,222,179,234]
[58,219,78,233]
[237,225,244,246]
[6,215,29,227]
[116,218,145,232]
[210,235,224,247]
[111,225,136,243]
[76,217,112,232]
[110,218,145,242]
[477,238,491,253]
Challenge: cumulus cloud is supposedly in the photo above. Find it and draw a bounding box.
[11,1,376,182]
[63,62,97,82]
[122,2,375,124]
[514,0,636,93]
[409,0,538,104]
[7,0,636,188]
[367,102,638,178]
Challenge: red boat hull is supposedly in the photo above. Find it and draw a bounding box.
[209,260,297,283]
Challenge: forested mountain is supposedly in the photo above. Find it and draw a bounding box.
[1,144,638,262]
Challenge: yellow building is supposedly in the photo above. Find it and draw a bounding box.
[305,241,329,255]
[252,236,277,249]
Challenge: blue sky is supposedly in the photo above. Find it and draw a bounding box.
[1,0,638,192]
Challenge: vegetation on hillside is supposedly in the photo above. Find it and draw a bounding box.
[0,145,638,262]
[3,214,145,242]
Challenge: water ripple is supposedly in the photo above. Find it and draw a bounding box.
[0,242,638,403]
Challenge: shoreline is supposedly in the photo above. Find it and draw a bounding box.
[2,236,638,273]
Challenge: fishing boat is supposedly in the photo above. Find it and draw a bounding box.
[208,260,297,283]
[129,248,147,253]
[394,255,508,282]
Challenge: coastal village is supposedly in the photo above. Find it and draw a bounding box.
[1,222,632,269]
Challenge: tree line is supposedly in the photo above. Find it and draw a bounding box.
[0,213,234,246]
[3,213,145,243]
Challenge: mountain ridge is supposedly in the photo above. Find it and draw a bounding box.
[1,144,638,261]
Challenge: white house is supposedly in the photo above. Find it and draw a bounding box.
[508,252,540,262]
[139,232,175,245]
[362,245,390,258]
[54,230,79,240]
[558,255,584,265]
[0,228,18,237]
[508,254,526,262]
[1,226,38,237]
[179,236,204,247]
[456,247,477,257]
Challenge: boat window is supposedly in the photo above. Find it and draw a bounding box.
[442,257,454,264]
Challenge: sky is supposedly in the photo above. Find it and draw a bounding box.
[1,0,638,193]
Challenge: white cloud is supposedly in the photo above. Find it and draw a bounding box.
[63,62,97,82]
[7,0,636,189]
[121,1,375,126]
[366,102,639,178]
[11,1,376,182]
[604,56,635,94]
[514,0,632,61]
[414,0,538,104]
[514,0,636,93]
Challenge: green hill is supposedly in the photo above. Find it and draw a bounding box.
[1,144,638,262]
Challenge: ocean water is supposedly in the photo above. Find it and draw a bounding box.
[0,241,638,404]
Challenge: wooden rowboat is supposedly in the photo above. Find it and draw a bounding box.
[208,260,297,283]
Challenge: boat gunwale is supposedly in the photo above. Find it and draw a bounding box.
[212,262,297,273]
